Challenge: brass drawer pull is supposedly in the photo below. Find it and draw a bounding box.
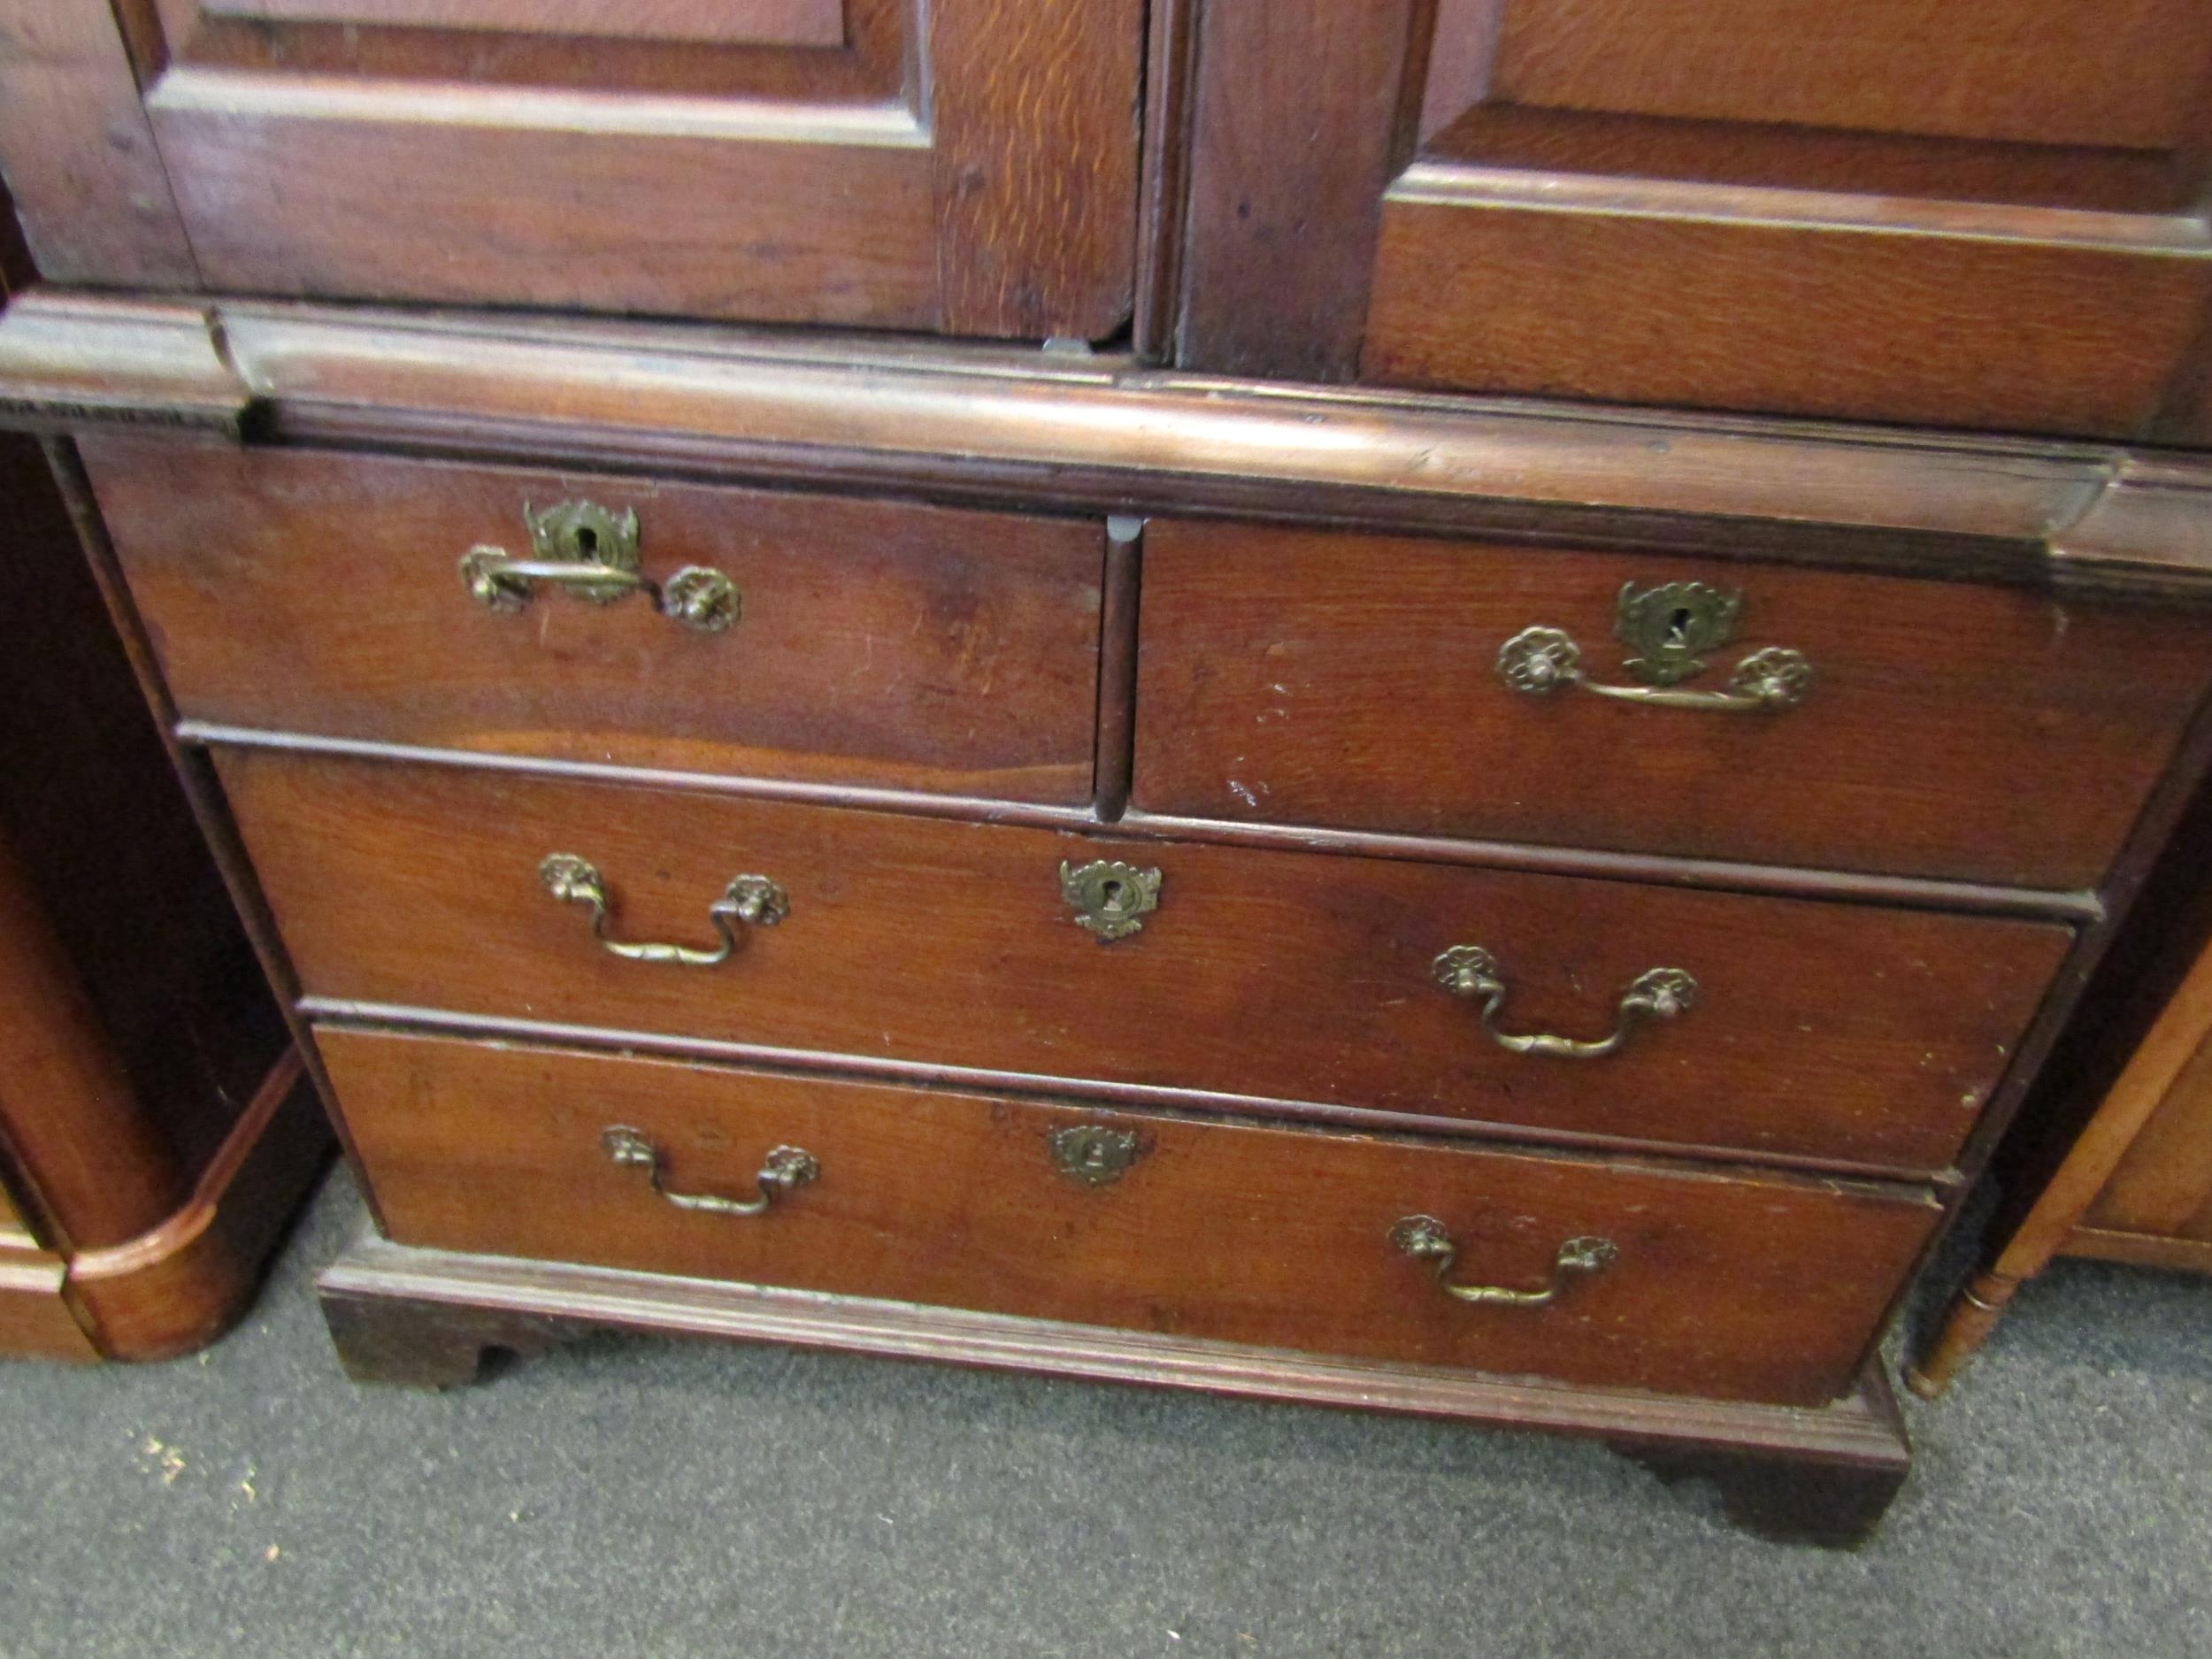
[1432,945,1695,1059]
[602,1126,818,1216]
[1389,1216,1617,1308]
[1496,580,1809,711]
[539,853,787,966]
[460,499,740,633]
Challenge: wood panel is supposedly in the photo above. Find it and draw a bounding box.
[1175,0,2212,437]
[4,0,1140,338]
[82,435,1106,804]
[1363,196,2212,438]
[1133,521,2212,888]
[1483,0,2208,149]
[202,0,849,48]
[319,1025,1939,1405]
[0,0,197,285]
[930,0,1143,340]
[218,750,2070,1174]
[2082,1026,2212,1243]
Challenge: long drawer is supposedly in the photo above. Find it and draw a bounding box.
[318,1025,1941,1405]
[220,749,2070,1173]
[1133,520,2212,888]
[82,435,1105,804]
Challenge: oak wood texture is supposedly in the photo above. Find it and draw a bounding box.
[1175,0,2212,439]
[218,749,2070,1174]
[316,1025,1938,1404]
[1133,520,2212,889]
[0,0,197,287]
[4,0,1139,338]
[81,434,1106,804]
[15,296,2212,603]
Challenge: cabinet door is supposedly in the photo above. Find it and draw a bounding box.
[1174,1,2212,438]
[0,0,1140,339]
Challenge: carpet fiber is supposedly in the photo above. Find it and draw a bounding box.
[3,1169,2207,1658]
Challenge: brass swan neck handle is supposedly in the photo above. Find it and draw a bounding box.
[1389,1216,1618,1308]
[1432,946,1695,1059]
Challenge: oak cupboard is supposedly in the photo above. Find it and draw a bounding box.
[4,2,2211,1544]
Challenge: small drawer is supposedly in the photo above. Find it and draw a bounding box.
[81,434,1104,804]
[221,749,2070,1174]
[319,1025,1940,1405]
[1133,520,2212,888]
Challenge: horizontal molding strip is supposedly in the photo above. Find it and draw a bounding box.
[306,1001,1948,1194]
[7,290,2212,597]
[179,722,2102,921]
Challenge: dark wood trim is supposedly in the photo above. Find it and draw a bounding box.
[317,1220,1911,1546]
[0,1,199,288]
[1092,517,1144,821]
[179,721,2101,922]
[12,293,2212,599]
[39,439,384,1232]
[1171,0,1418,380]
[67,1049,332,1360]
[1132,0,1199,364]
[303,1002,1953,1189]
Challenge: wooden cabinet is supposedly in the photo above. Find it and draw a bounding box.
[0,415,322,1361]
[10,5,2212,1540]
[0,0,1141,337]
[1171,0,2212,437]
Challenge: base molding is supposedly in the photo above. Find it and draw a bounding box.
[61,1049,331,1359]
[319,1224,1910,1546]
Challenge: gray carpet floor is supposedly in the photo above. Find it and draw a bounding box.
[3,1167,2207,1659]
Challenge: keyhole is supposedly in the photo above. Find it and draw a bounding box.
[1100,879,1125,908]
[573,526,600,557]
[1664,607,1694,647]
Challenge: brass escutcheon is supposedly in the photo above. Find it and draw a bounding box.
[1060,859,1161,942]
[1048,1124,1142,1187]
[1495,580,1809,711]
[459,498,740,633]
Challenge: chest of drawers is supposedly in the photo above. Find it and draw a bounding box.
[7,0,2212,1546]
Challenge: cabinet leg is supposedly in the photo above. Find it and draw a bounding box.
[1905,1269,2019,1400]
[1616,1443,1908,1548]
[319,1286,569,1389]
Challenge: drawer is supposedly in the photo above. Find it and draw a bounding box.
[319,1026,1941,1405]
[82,435,1104,804]
[1133,521,2212,888]
[222,749,2070,1173]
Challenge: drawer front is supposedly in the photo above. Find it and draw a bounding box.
[224,750,2070,1173]
[319,1026,1940,1405]
[1133,521,2212,888]
[84,435,1104,804]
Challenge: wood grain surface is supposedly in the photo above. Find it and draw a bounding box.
[87,435,1105,803]
[219,750,2070,1173]
[1133,519,2212,888]
[318,1025,1939,1404]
